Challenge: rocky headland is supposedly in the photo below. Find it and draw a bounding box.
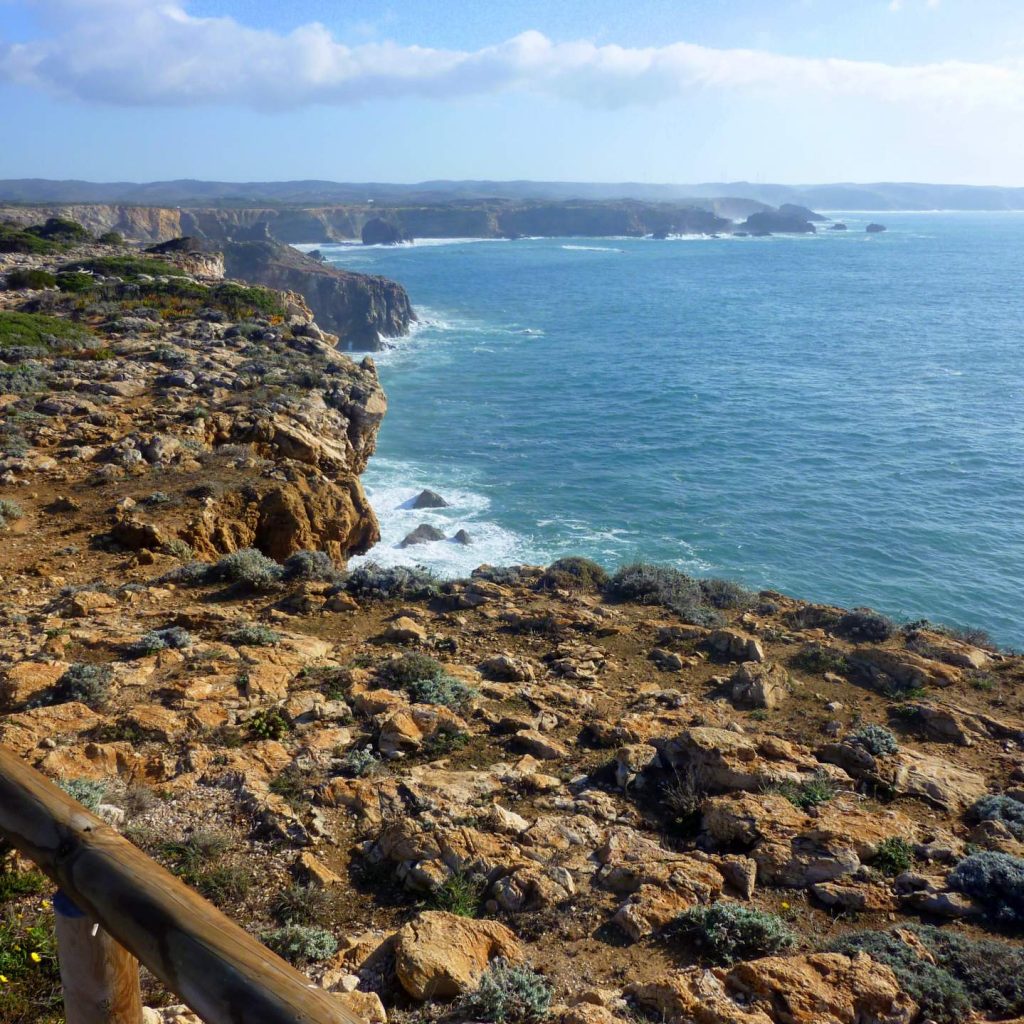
[220,239,415,350]
[1,219,1020,1024]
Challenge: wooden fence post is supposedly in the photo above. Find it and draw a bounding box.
[53,890,143,1024]
[0,743,360,1024]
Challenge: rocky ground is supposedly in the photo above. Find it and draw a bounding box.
[2,225,1024,1024]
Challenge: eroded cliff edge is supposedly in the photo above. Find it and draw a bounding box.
[0,239,388,562]
[222,240,414,351]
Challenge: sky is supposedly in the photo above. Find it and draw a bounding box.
[2,0,1024,184]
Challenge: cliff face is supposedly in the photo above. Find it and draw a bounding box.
[1,199,734,244]
[223,240,414,351]
[0,241,387,562]
[0,203,184,240]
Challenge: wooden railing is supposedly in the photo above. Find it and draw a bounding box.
[0,743,362,1024]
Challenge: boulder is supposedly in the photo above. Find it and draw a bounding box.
[411,489,449,509]
[707,629,764,663]
[383,617,427,644]
[730,661,789,709]
[480,654,536,682]
[393,911,521,999]
[629,953,915,1024]
[703,791,916,887]
[866,223,887,233]
[400,524,446,548]
[818,740,987,811]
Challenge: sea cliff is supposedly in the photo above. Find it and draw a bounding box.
[223,240,415,350]
[0,199,734,244]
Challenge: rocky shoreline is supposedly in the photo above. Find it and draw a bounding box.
[0,223,1020,1024]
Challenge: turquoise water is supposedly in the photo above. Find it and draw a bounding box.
[309,213,1024,646]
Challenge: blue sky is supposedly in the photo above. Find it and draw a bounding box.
[2,0,1024,184]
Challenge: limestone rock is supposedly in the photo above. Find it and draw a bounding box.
[383,616,427,644]
[707,629,765,663]
[730,661,789,709]
[393,911,522,999]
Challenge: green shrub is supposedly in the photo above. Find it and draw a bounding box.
[460,959,553,1024]
[211,282,287,318]
[55,271,95,293]
[407,674,478,711]
[207,548,283,590]
[268,765,309,810]
[26,217,90,243]
[949,851,1024,924]
[227,623,280,647]
[5,269,56,290]
[430,870,486,917]
[874,836,914,875]
[158,831,229,881]
[0,869,46,904]
[0,311,94,351]
[969,794,1024,840]
[65,255,187,279]
[282,550,343,584]
[850,724,899,756]
[699,577,756,610]
[538,556,609,592]
[674,903,795,964]
[247,709,290,742]
[422,725,469,757]
[160,561,211,586]
[56,777,107,811]
[341,745,382,777]
[792,642,848,675]
[828,929,971,1024]
[344,561,440,600]
[379,652,445,688]
[162,538,195,561]
[97,231,124,246]
[771,770,838,810]
[196,865,252,904]
[607,563,722,627]
[272,884,338,926]
[0,500,23,529]
[0,224,53,254]
[834,607,895,642]
[261,924,337,966]
[52,663,112,709]
[912,924,1024,1018]
[130,625,193,657]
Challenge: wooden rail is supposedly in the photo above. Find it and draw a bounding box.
[0,743,363,1024]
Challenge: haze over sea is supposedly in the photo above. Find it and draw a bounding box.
[308,213,1024,647]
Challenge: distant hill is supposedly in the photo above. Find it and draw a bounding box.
[2,178,1023,210]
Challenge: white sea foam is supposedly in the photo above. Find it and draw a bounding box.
[561,244,624,253]
[349,458,546,577]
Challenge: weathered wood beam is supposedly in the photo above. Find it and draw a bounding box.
[0,744,361,1024]
[54,892,144,1024]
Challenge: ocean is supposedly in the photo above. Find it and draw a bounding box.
[304,213,1024,646]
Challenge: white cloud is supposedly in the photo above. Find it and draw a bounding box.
[0,0,1016,111]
